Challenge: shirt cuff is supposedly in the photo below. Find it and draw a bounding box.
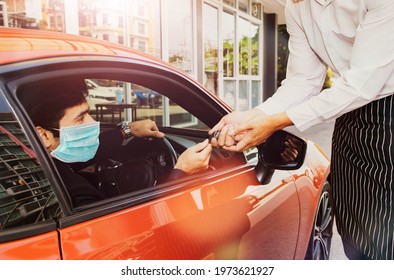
[286,103,323,131]
[167,169,187,181]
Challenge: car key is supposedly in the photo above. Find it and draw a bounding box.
[209,130,220,143]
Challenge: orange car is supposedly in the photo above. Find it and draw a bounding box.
[0,28,332,260]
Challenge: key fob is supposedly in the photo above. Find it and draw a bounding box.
[209,130,220,143]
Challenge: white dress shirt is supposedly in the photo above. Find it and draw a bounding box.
[257,0,394,131]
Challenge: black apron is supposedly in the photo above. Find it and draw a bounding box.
[331,94,394,259]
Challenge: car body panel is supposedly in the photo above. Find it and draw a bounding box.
[237,170,300,259]
[0,27,331,260]
[291,141,331,259]
[0,231,60,259]
[58,167,301,260]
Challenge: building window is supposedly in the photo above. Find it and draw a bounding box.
[239,80,249,111]
[203,3,219,95]
[168,0,193,74]
[223,10,235,78]
[79,14,88,27]
[138,22,145,35]
[239,0,249,13]
[103,13,108,25]
[223,0,235,7]
[0,2,6,27]
[252,80,260,108]
[238,17,260,76]
[138,40,146,51]
[223,80,236,109]
[202,0,263,111]
[4,0,65,31]
[251,22,260,75]
[103,34,109,41]
[239,17,249,75]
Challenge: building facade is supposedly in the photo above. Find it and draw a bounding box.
[0,0,285,110]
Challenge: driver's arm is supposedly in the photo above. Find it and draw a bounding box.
[127,119,165,139]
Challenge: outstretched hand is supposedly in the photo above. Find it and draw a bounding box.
[208,108,263,148]
[209,110,294,152]
[175,139,212,174]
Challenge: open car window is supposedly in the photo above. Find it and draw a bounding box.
[11,61,247,211]
[86,78,210,130]
[13,74,217,210]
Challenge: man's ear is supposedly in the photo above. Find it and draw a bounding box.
[35,126,54,149]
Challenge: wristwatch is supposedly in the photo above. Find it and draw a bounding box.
[117,121,132,139]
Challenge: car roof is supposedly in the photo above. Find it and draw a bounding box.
[0,27,163,66]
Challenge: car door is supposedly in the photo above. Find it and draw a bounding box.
[0,88,62,259]
[5,58,301,260]
[57,166,299,260]
[236,170,300,259]
[45,63,300,260]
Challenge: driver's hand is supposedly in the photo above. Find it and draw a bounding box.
[174,140,212,175]
[129,119,165,139]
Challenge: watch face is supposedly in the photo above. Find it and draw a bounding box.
[118,122,132,138]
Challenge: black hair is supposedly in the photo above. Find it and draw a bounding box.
[18,79,88,137]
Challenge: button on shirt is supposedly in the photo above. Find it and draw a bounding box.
[257,0,394,131]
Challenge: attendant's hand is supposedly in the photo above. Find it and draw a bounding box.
[175,140,212,174]
[208,108,263,148]
[224,112,294,152]
[129,119,165,139]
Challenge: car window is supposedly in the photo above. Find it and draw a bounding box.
[86,79,209,130]
[0,92,62,231]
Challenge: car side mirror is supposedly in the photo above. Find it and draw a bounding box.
[258,130,307,170]
[255,130,306,184]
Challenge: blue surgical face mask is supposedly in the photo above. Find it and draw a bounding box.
[51,122,100,163]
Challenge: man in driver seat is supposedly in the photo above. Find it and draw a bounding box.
[20,79,212,207]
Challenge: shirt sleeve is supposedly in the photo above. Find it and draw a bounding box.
[167,168,187,181]
[286,0,394,131]
[256,1,328,119]
[259,0,394,132]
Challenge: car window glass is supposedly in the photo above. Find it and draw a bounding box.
[0,92,62,231]
[86,79,209,130]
